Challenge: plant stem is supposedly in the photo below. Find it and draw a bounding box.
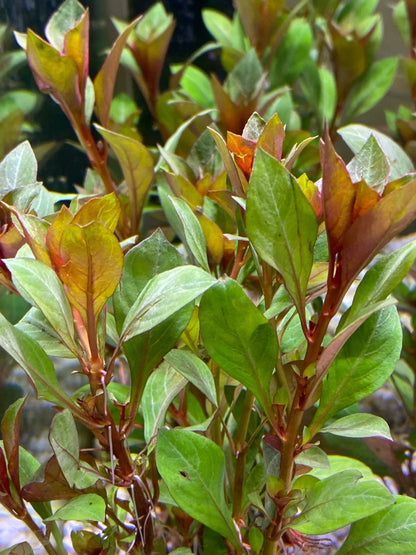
[76,123,117,195]
[232,390,255,519]
[21,510,60,555]
[263,536,280,555]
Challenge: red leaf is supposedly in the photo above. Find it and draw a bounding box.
[1,397,26,495]
[321,132,355,258]
[340,176,416,290]
[94,16,142,127]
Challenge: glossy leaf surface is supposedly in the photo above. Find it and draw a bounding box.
[156,428,240,548]
[164,349,217,406]
[312,307,402,432]
[0,141,37,197]
[0,313,75,409]
[142,364,187,442]
[168,196,209,271]
[121,266,215,341]
[6,258,76,352]
[338,496,416,554]
[290,470,394,534]
[45,493,105,522]
[320,413,392,440]
[199,278,277,411]
[247,148,317,318]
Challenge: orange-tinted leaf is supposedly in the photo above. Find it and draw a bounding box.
[26,30,82,121]
[321,133,355,257]
[64,9,89,94]
[227,131,256,179]
[10,210,51,266]
[196,175,212,197]
[59,222,123,325]
[0,224,25,259]
[95,126,153,235]
[72,193,120,231]
[258,113,284,161]
[382,175,415,196]
[197,213,224,265]
[94,16,142,126]
[298,173,323,220]
[208,190,237,219]
[341,177,416,290]
[164,172,203,209]
[46,205,73,271]
[209,127,246,197]
[352,180,379,220]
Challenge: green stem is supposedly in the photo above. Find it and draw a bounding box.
[232,390,255,519]
[263,536,280,555]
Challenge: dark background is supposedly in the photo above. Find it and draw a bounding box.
[0,0,234,190]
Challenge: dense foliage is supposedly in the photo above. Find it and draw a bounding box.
[1,1,416,554]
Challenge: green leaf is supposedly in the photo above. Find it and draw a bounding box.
[296,446,330,470]
[309,455,377,483]
[0,141,37,197]
[49,410,79,488]
[247,148,318,319]
[16,308,75,358]
[321,413,392,440]
[0,313,76,410]
[6,258,76,353]
[226,48,263,102]
[121,266,215,341]
[199,278,277,412]
[347,134,390,192]
[156,428,240,548]
[114,229,185,326]
[114,230,191,418]
[45,493,105,522]
[270,18,312,87]
[338,124,414,181]
[290,470,394,535]
[342,241,416,329]
[141,364,187,442]
[175,65,215,108]
[168,196,209,271]
[164,349,217,406]
[311,307,402,433]
[344,58,398,122]
[45,0,84,51]
[202,9,235,49]
[338,496,416,554]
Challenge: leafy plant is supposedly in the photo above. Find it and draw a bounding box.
[0,1,415,554]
